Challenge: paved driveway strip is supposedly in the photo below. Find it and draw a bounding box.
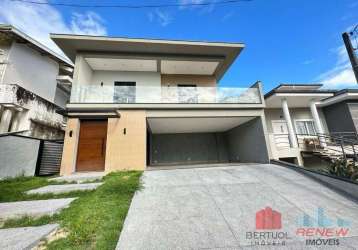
[0,198,77,221]
[26,183,103,195]
[116,164,358,250]
[0,224,59,250]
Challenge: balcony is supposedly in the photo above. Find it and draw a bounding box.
[70,85,262,104]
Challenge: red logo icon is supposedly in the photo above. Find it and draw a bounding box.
[256,207,282,230]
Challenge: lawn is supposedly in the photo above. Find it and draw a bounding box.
[0,176,90,202]
[0,176,49,202]
[0,171,142,250]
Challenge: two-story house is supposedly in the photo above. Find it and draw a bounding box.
[51,34,271,175]
[0,24,73,139]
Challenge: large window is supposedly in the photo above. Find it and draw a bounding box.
[295,120,316,135]
[114,81,136,103]
[177,84,198,103]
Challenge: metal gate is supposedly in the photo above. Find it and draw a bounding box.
[36,140,64,176]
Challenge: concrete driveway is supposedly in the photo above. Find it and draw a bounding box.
[116,164,358,250]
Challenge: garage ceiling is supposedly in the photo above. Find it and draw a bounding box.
[148,117,256,134]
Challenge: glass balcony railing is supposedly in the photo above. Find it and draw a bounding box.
[70,85,262,104]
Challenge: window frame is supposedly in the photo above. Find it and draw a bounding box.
[113,81,136,103]
[294,119,317,136]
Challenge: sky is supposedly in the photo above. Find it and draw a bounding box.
[0,0,357,93]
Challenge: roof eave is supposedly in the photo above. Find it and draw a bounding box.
[0,24,73,66]
[50,33,245,80]
[50,33,245,48]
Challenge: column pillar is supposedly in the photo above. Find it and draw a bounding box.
[0,108,13,133]
[281,98,298,148]
[310,100,326,147]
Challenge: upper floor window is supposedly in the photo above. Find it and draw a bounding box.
[295,120,316,135]
[114,81,136,103]
[177,84,198,103]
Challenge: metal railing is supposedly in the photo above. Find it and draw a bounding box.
[70,85,262,104]
[272,132,358,183]
[295,133,358,162]
[271,132,358,162]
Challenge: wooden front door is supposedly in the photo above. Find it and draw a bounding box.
[76,120,107,172]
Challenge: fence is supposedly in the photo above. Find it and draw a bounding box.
[36,140,64,176]
[0,132,63,179]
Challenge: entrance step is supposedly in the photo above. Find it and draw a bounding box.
[0,224,59,250]
[26,183,103,195]
[49,172,105,183]
[0,198,76,221]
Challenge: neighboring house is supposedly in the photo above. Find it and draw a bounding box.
[321,89,358,137]
[264,84,335,166]
[50,34,271,175]
[265,84,358,167]
[0,24,73,139]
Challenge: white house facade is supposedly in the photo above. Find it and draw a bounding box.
[0,24,73,139]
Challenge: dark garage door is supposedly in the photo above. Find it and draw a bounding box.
[150,132,229,165]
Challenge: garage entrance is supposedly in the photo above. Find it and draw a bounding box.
[147,116,269,167]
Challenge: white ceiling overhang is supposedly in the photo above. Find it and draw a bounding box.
[265,93,334,108]
[85,57,220,75]
[85,58,157,71]
[161,60,219,75]
[148,117,255,134]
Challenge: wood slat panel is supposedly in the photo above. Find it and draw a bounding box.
[76,120,107,172]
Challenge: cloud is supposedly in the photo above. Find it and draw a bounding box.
[70,12,107,36]
[317,44,357,89]
[148,0,217,26]
[179,0,205,8]
[0,0,107,57]
[147,9,173,27]
[302,59,314,65]
[221,11,234,22]
[155,9,173,26]
[319,67,356,88]
[179,0,216,13]
[147,12,154,22]
[341,13,355,21]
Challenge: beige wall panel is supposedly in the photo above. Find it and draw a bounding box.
[161,74,216,87]
[105,110,146,171]
[60,118,80,175]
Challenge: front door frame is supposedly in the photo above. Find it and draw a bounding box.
[271,119,288,134]
[76,119,108,172]
[271,119,291,148]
